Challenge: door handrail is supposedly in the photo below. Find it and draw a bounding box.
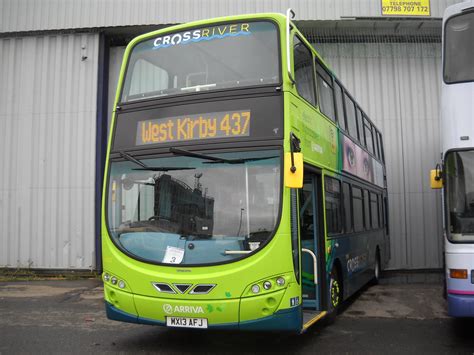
[301,248,318,285]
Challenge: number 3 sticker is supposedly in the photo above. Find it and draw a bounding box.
[163,246,185,264]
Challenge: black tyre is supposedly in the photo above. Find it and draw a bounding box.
[325,266,342,325]
[371,250,381,285]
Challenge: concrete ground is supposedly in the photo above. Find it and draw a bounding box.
[1,272,474,354]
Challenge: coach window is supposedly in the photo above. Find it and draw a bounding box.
[364,190,370,229]
[344,93,357,140]
[294,36,316,106]
[364,118,375,155]
[325,177,343,235]
[352,187,364,232]
[343,182,352,233]
[316,62,335,121]
[335,82,346,130]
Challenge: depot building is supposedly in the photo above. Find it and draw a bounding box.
[0,0,458,270]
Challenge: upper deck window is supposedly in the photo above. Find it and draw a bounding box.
[294,36,316,106]
[121,21,280,102]
[316,62,335,121]
[444,11,474,84]
[344,94,357,140]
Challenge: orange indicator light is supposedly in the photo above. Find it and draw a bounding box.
[450,269,468,279]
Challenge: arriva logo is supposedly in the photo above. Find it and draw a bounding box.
[163,304,173,314]
[162,304,205,315]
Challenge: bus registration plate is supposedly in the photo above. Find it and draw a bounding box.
[166,317,208,329]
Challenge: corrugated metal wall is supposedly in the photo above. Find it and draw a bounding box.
[0,0,465,34]
[308,35,443,269]
[0,0,456,270]
[0,33,99,269]
[108,46,126,130]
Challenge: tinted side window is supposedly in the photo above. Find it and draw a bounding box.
[444,11,474,84]
[357,107,365,145]
[344,94,357,139]
[294,37,316,106]
[335,82,346,130]
[377,194,383,228]
[374,130,381,160]
[384,196,389,234]
[364,118,374,155]
[352,187,364,232]
[325,177,342,235]
[378,132,385,163]
[343,182,352,233]
[316,63,335,121]
[370,192,379,228]
[299,182,315,241]
[364,189,370,229]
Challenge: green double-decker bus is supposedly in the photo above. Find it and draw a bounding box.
[102,11,389,333]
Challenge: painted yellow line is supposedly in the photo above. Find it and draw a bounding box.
[302,311,327,330]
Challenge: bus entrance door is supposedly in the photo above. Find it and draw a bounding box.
[299,173,328,330]
[299,174,325,312]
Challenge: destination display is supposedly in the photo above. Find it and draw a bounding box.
[112,95,284,151]
[136,110,251,146]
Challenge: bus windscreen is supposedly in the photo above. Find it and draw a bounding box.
[444,11,474,84]
[445,150,474,242]
[107,149,281,265]
[121,21,280,102]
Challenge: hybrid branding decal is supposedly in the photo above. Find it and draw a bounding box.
[153,23,251,49]
[136,110,251,145]
[346,254,368,273]
[163,303,205,314]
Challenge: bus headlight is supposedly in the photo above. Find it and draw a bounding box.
[263,281,272,290]
[118,280,126,289]
[251,284,260,293]
[103,273,110,282]
[276,277,285,286]
[111,276,118,285]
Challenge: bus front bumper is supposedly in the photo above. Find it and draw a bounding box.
[105,301,302,332]
[447,293,474,317]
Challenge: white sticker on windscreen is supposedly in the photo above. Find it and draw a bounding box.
[163,246,185,264]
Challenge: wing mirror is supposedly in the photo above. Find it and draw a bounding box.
[285,132,303,188]
[430,164,443,189]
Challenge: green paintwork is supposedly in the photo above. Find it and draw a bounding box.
[102,12,359,331]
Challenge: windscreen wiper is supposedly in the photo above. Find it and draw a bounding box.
[169,147,277,164]
[119,151,194,171]
[169,147,233,163]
